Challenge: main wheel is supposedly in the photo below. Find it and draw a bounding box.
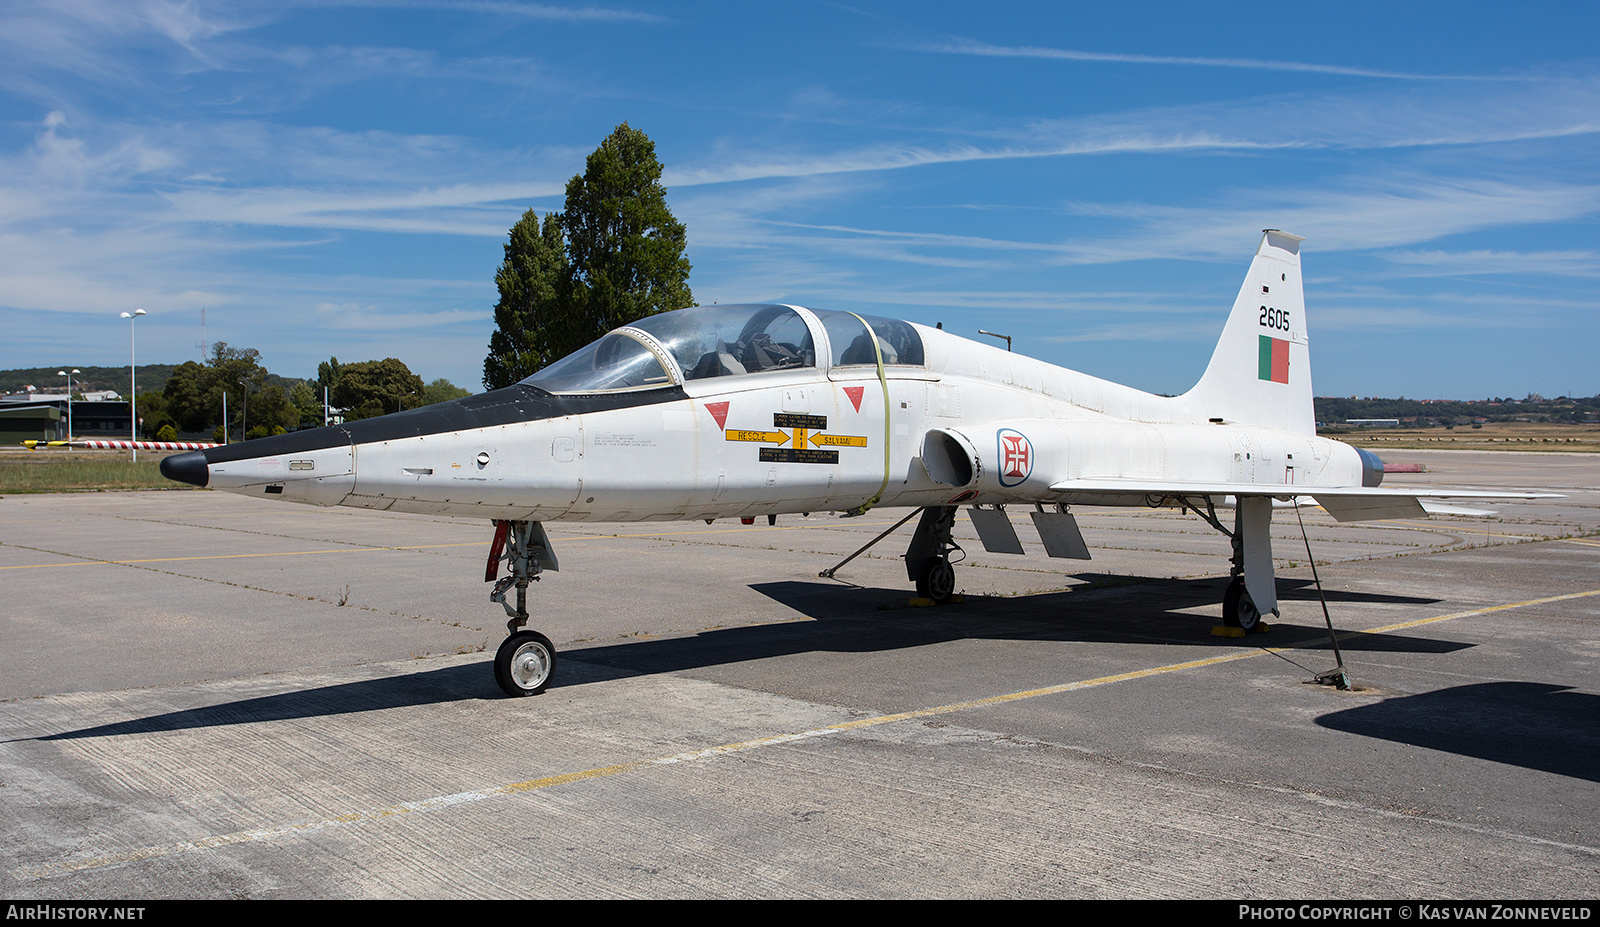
[916,556,956,604]
[1222,576,1262,632]
[494,630,556,697]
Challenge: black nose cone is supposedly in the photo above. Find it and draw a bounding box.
[160,451,210,487]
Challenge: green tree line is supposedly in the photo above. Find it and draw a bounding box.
[143,345,467,442]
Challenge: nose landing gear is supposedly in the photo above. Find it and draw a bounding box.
[487,519,561,697]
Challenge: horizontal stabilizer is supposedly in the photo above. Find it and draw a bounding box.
[1315,493,1425,523]
[1048,478,1557,522]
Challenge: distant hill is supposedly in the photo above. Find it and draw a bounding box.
[0,365,178,397]
[1,365,309,398]
[1315,395,1599,426]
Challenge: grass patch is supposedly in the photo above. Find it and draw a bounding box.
[0,451,184,493]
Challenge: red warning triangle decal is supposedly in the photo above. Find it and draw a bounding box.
[843,386,864,412]
[704,401,729,430]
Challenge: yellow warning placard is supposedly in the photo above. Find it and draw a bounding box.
[726,413,869,464]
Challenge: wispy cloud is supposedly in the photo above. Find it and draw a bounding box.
[313,301,492,330]
[1380,249,1600,278]
[268,45,552,88]
[916,38,1526,82]
[1037,319,1228,344]
[0,0,652,108]
[0,1,263,90]
[663,75,1600,197]
[1122,178,1600,258]
[162,182,565,236]
[1310,303,1576,332]
[322,0,665,23]
[1,112,573,236]
[664,135,1298,189]
[680,172,1600,273]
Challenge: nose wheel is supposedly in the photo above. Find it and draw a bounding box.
[494,630,556,697]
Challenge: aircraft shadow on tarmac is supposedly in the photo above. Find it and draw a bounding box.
[34,575,1468,744]
[1316,682,1600,783]
[34,663,496,743]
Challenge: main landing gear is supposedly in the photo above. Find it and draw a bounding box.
[1176,494,1278,632]
[487,519,560,696]
[905,505,961,604]
[817,504,964,604]
[1225,496,1279,631]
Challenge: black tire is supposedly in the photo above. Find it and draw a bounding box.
[916,557,956,603]
[494,630,556,697]
[1222,576,1262,631]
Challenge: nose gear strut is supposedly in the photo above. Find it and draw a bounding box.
[486,520,560,696]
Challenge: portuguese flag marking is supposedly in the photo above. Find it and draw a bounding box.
[1258,335,1289,384]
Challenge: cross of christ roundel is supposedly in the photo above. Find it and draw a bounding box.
[996,428,1033,487]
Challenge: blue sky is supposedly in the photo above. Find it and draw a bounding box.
[3,1,1597,400]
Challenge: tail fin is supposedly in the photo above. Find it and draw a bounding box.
[1182,230,1314,434]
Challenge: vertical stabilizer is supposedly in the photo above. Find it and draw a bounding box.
[1182,231,1314,434]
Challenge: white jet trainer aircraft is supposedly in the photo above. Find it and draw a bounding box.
[161,231,1533,696]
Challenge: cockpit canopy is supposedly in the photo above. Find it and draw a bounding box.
[519,304,923,394]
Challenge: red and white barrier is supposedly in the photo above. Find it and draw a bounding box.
[78,440,219,450]
[23,440,219,451]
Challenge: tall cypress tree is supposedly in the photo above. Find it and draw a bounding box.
[483,123,692,390]
[562,122,694,340]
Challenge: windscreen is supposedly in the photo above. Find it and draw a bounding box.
[518,332,672,393]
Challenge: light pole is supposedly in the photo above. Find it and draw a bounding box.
[56,368,79,440]
[239,377,250,442]
[120,308,146,460]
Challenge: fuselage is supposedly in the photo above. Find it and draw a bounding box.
[162,303,1370,520]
